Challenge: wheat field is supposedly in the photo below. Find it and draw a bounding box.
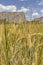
[0,22,43,65]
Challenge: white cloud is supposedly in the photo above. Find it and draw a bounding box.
[41,10,43,12]
[18,7,29,13]
[0,4,17,12]
[32,12,39,16]
[38,0,43,5]
[38,2,43,5]
[0,4,29,13]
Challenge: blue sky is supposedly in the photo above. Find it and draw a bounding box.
[0,0,43,20]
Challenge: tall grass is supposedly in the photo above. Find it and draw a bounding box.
[0,21,43,65]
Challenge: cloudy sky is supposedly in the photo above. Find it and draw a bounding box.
[0,0,43,20]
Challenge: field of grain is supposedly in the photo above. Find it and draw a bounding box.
[0,22,43,65]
